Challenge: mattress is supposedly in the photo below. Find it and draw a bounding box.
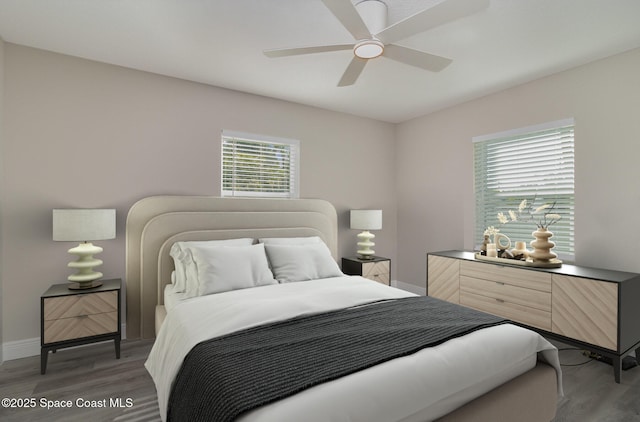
[146,276,561,422]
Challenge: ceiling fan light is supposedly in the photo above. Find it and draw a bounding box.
[354,39,384,59]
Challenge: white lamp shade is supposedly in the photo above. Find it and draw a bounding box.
[350,210,382,230]
[53,209,116,241]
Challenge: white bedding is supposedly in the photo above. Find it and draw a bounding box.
[146,276,562,422]
[163,283,189,312]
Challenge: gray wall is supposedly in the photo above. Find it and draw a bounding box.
[1,44,397,344]
[396,47,640,288]
[2,40,639,350]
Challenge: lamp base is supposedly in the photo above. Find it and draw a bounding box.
[356,231,376,260]
[68,280,103,290]
[67,242,104,284]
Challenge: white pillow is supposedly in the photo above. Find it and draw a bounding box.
[169,238,254,293]
[259,236,322,245]
[190,243,277,296]
[265,242,343,283]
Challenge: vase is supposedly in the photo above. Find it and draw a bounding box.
[529,228,557,262]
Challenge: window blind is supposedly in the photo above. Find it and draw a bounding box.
[473,119,575,259]
[221,131,300,198]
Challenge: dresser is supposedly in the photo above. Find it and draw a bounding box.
[342,256,390,285]
[427,251,640,383]
[40,279,121,374]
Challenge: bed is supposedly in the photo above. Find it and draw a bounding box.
[126,196,562,422]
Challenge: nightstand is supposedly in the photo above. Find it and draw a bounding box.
[40,278,121,374]
[342,256,390,285]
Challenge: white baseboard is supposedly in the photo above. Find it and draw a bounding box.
[2,337,40,361]
[391,280,426,296]
[1,323,127,362]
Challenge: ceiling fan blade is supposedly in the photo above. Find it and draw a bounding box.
[321,0,371,41]
[264,44,353,58]
[376,0,489,44]
[383,44,452,72]
[337,57,367,87]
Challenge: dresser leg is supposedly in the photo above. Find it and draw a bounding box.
[115,337,121,359]
[613,356,621,384]
[41,349,48,375]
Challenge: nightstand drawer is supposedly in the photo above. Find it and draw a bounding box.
[362,260,390,285]
[44,311,118,343]
[460,291,552,331]
[44,291,117,320]
[342,257,391,286]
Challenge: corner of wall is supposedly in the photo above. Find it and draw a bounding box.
[392,280,426,296]
[0,36,5,364]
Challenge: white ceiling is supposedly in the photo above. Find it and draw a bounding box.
[1,0,639,123]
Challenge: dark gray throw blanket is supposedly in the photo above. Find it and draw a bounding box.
[167,295,507,422]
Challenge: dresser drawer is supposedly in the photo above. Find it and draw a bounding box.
[44,291,117,320]
[460,291,552,331]
[362,260,390,285]
[460,261,551,292]
[44,311,118,343]
[460,275,551,312]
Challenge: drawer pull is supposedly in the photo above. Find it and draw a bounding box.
[496,282,505,286]
[495,298,505,303]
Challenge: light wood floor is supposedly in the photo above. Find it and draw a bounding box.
[0,339,638,421]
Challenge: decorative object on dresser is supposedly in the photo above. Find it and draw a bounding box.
[427,250,640,383]
[529,227,557,262]
[40,278,121,374]
[474,251,562,268]
[53,208,116,289]
[512,240,529,258]
[342,256,390,285]
[482,198,563,266]
[349,209,382,259]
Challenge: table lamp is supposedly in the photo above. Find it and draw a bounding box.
[53,209,116,289]
[350,209,382,259]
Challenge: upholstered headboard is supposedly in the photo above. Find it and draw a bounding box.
[125,196,338,339]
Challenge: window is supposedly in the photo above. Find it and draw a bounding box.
[221,130,300,198]
[473,119,575,259]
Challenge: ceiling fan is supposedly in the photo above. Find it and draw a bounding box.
[264,0,489,86]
